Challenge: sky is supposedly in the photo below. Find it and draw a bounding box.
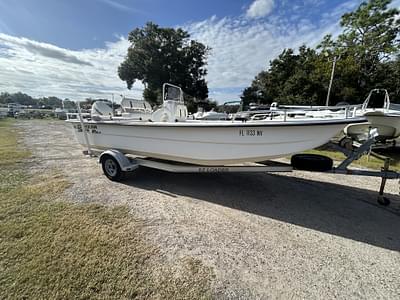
[0,0,399,103]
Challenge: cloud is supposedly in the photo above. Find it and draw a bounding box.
[99,0,131,12]
[0,34,92,66]
[0,0,367,103]
[185,15,340,92]
[0,33,144,101]
[96,0,146,14]
[246,0,274,19]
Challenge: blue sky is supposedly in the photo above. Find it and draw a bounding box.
[0,0,398,102]
[1,0,246,49]
[0,0,346,49]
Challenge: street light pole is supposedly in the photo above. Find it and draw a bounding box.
[111,93,115,116]
[325,55,340,107]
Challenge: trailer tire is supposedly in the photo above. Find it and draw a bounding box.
[101,155,124,181]
[339,137,353,151]
[291,154,333,172]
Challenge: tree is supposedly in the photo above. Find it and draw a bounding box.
[375,56,400,101]
[186,98,218,114]
[240,86,262,108]
[119,22,210,106]
[63,99,77,109]
[38,96,63,108]
[241,0,400,105]
[0,92,11,104]
[242,46,328,106]
[337,0,400,89]
[0,92,69,108]
[0,92,36,106]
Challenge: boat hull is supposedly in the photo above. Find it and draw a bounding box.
[366,112,400,139]
[68,120,357,165]
[345,111,400,141]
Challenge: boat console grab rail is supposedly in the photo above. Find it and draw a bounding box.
[250,104,361,121]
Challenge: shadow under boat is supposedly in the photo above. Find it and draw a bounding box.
[121,167,400,252]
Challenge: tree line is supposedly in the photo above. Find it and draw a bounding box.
[0,92,70,108]
[0,92,111,109]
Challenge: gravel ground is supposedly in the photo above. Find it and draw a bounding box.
[18,119,400,299]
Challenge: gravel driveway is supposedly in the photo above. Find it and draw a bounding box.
[18,119,400,299]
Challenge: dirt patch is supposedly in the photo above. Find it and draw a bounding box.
[18,119,400,299]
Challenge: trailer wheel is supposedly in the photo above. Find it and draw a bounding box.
[339,137,353,151]
[291,154,333,171]
[101,155,124,181]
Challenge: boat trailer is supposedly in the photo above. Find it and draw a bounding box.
[86,129,399,207]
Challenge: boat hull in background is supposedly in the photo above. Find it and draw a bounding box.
[365,112,400,139]
[345,111,400,141]
[68,119,360,166]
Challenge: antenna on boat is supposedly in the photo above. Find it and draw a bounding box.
[325,55,341,106]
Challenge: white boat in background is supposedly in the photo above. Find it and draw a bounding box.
[364,111,400,139]
[91,101,114,120]
[344,89,400,141]
[250,103,356,122]
[91,98,153,121]
[194,108,228,120]
[68,83,364,166]
[120,97,152,120]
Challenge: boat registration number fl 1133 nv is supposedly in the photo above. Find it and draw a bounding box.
[239,129,263,136]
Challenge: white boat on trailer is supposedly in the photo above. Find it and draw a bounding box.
[66,84,400,206]
[70,117,359,165]
[68,84,364,166]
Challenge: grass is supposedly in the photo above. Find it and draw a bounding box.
[0,118,214,299]
[0,118,30,166]
[304,145,400,171]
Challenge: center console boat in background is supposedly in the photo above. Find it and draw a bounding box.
[91,97,153,121]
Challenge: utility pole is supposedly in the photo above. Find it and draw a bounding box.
[325,55,340,107]
[111,93,114,116]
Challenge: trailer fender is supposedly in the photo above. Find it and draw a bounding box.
[99,150,139,172]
